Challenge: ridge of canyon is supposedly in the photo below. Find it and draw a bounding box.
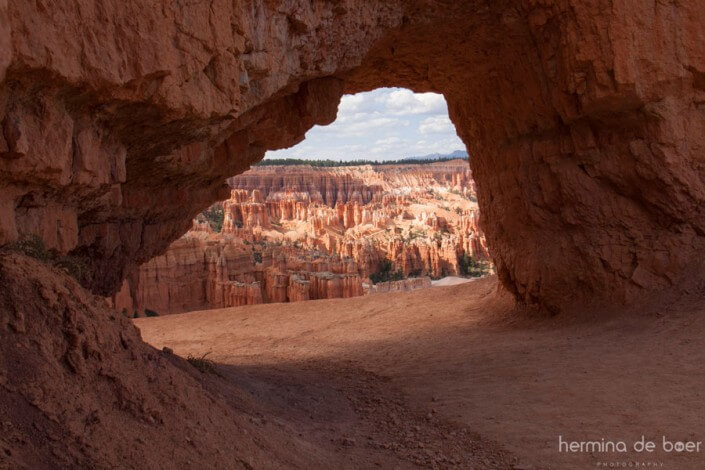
[112,159,490,315]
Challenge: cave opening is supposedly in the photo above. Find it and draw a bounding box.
[1,1,698,318]
[113,88,492,317]
[265,87,466,162]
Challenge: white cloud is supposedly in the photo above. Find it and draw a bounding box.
[377,89,447,115]
[375,136,401,145]
[265,87,465,161]
[337,94,365,114]
[320,116,406,137]
[419,115,456,135]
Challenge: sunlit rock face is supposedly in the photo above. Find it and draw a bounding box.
[226,161,488,277]
[2,1,705,312]
[112,222,368,315]
[114,161,487,315]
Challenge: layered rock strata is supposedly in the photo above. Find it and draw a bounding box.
[116,161,489,315]
[113,224,366,315]
[2,1,705,312]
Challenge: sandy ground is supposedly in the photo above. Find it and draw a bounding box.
[136,277,705,469]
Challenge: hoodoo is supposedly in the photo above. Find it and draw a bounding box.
[111,160,488,315]
[2,2,705,312]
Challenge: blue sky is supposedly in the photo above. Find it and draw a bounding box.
[265,88,465,161]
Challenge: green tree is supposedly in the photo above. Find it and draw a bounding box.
[369,260,405,284]
[457,253,490,278]
[197,204,225,232]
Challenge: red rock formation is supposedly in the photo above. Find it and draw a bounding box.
[2,252,385,469]
[229,167,384,207]
[119,162,490,314]
[112,221,367,315]
[3,3,705,469]
[2,1,704,315]
[225,161,491,280]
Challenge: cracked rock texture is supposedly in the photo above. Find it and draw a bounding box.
[2,1,705,312]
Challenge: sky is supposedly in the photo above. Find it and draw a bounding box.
[264,88,465,161]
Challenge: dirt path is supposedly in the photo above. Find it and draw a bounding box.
[136,277,705,469]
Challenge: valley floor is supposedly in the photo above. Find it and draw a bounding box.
[136,277,705,470]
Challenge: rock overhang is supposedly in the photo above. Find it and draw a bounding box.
[2,0,705,313]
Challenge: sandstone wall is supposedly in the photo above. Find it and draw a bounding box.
[224,162,488,277]
[3,1,705,312]
[119,162,487,315]
[113,224,366,315]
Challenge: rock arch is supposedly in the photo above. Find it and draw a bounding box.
[1,1,704,313]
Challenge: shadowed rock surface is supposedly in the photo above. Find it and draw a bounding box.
[3,1,705,312]
[0,252,515,469]
[136,273,705,470]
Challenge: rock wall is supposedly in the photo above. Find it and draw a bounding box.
[224,161,488,276]
[117,161,487,315]
[113,223,366,315]
[2,1,705,312]
[227,161,476,207]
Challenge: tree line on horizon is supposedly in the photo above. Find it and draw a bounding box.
[254,156,469,167]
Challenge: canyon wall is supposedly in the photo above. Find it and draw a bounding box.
[225,161,487,279]
[117,161,489,315]
[2,1,705,312]
[114,222,366,315]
